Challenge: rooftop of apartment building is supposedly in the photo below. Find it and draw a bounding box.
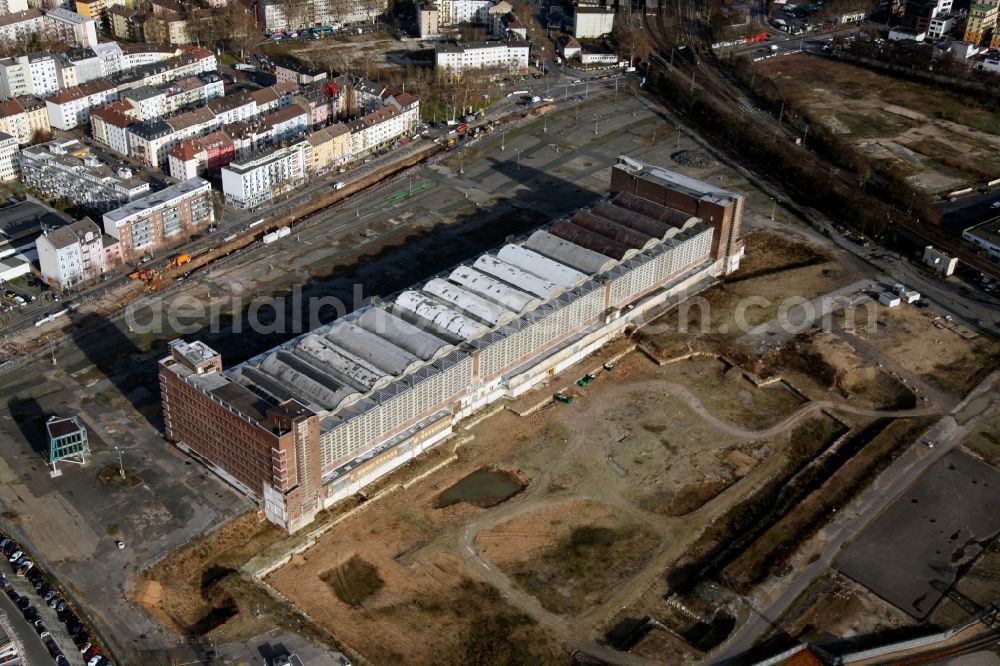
[126,86,165,102]
[208,92,254,115]
[65,47,98,62]
[435,40,519,52]
[273,58,325,76]
[164,104,214,132]
[46,79,115,104]
[130,118,172,140]
[110,52,199,88]
[42,216,102,250]
[262,104,307,130]
[347,104,400,131]
[46,7,91,24]
[90,103,135,128]
[0,98,23,118]
[307,122,350,146]
[225,141,304,174]
[104,176,209,224]
[22,139,148,189]
[0,9,43,27]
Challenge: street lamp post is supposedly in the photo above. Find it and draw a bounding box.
[593,114,599,135]
[516,148,521,169]
[770,197,777,220]
[114,446,124,479]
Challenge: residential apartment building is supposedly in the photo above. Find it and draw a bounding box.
[348,105,404,157]
[20,138,150,210]
[124,85,166,120]
[249,81,298,115]
[0,95,48,144]
[221,141,307,208]
[964,1,997,44]
[0,131,16,181]
[434,41,530,73]
[166,130,235,180]
[89,101,135,154]
[0,54,61,100]
[102,177,213,259]
[260,0,384,31]
[0,0,28,15]
[274,60,327,87]
[36,216,122,288]
[905,0,952,31]
[45,79,117,130]
[144,11,191,44]
[74,0,104,21]
[44,8,98,48]
[436,0,490,25]
[0,9,44,44]
[306,122,350,173]
[417,2,438,36]
[110,48,216,93]
[108,5,145,40]
[928,14,957,38]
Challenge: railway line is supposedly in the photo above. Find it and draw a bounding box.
[642,0,1000,281]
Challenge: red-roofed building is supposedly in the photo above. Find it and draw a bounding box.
[166,130,234,180]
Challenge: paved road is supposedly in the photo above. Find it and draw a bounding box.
[710,370,1000,663]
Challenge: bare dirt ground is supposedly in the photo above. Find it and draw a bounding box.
[756,55,1000,193]
[265,32,428,73]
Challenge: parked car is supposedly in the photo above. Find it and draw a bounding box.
[15,596,29,610]
[73,632,90,648]
[83,646,99,660]
[55,656,70,666]
[78,643,92,654]
[88,656,103,666]
[33,622,46,635]
[23,606,38,621]
[56,600,67,611]
[47,596,61,608]
[8,550,22,562]
[43,590,57,602]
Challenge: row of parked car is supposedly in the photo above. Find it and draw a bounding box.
[0,537,112,666]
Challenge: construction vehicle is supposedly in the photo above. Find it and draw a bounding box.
[167,253,192,269]
[553,393,573,404]
[576,374,594,387]
[129,268,156,281]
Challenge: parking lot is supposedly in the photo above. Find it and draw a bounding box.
[835,451,1000,619]
[0,535,101,665]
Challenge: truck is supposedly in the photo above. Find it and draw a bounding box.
[234,63,256,71]
[456,122,469,134]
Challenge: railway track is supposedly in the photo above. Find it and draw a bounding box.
[642,0,1000,281]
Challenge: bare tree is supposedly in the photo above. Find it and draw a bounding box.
[613,10,650,65]
[225,3,263,58]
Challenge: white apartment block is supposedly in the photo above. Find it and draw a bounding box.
[0,9,44,45]
[37,217,121,288]
[0,131,16,181]
[44,8,98,48]
[0,54,61,100]
[262,0,384,30]
[434,41,530,73]
[46,79,118,130]
[221,141,307,208]
[20,138,151,210]
[928,15,956,38]
[0,0,28,15]
[437,0,490,25]
[348,105,405,157]
[125,86,167,121]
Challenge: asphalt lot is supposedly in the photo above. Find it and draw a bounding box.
[835,451,1000,620]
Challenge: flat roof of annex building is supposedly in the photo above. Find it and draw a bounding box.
[614,155,743,208]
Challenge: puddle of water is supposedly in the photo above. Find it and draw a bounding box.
[435,469,525,508]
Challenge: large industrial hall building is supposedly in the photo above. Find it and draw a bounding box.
[158,156,747,532]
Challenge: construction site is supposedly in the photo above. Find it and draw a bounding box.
[133,206,1000,664]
